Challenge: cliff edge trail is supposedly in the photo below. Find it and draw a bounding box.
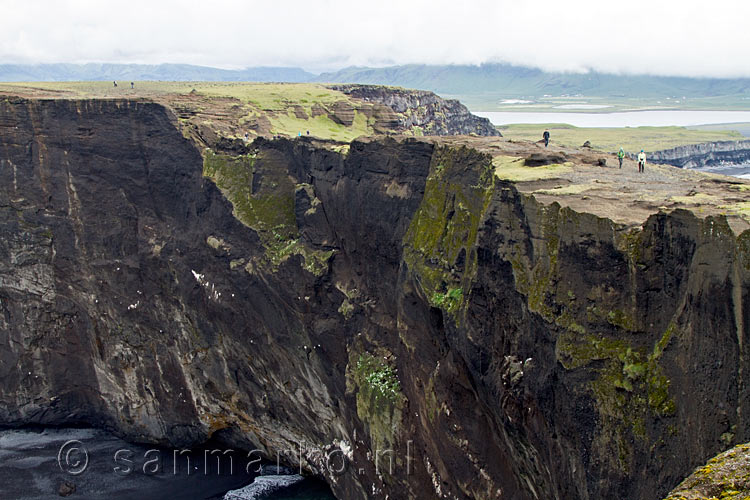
[0,85,748,500]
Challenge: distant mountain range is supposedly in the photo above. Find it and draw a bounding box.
[3,62,750,105]
[0,63,314,83]
[317,64,750,99]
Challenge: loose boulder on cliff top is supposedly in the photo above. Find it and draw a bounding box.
[524,152,568,166]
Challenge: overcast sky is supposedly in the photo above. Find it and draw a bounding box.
[1,0,748,77]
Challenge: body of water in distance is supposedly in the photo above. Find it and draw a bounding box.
[475,110,750,128]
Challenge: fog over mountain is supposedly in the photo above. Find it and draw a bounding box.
[3,63,749,103]
[2,0,749,78]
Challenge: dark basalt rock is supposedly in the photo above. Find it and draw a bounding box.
[330,84,502,137]
[647,140,750,169]
[0,97,748,500]
[525,152,568,166]
[58,480,76,497]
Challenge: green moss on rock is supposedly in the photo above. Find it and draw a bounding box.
[355,353,402,404]
[338,299,354,319]
[616,228,644,265]
[557,322,678,463]
[431,287,463,314]
[203,149,332,275]
[608,309,638,332]
[664,442,750,500]
[739,230,750,271]
[402,146,495,319]
[348,349,406,471]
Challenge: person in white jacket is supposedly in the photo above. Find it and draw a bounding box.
[637,149,646,173]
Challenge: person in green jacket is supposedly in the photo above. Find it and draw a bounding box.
[618,147,625,169]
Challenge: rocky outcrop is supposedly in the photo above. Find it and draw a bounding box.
[328,84,501,137]
[663,442,750,499]
[1,97,749,500]
[648,140,750,169]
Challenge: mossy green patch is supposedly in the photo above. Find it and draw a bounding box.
[556,333,630,370]
[532,183,595,196]
[203,149,290,234]
[431,287,463,314]
[402,146,495,320]
[558,321,678,466]
[203,149,332,274]
[739,231,750,271]
[616,228,644,264]
[663,442,750,500]
[348,349,406,471]
[719,201,750,224]
[269,110,373,141]
[607,309,637,332]
[355,353,402,404]
[493,155,574,182]
[507,202,564,323]
[338,299,354,319]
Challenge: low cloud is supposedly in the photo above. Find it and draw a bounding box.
[1,0,747,78]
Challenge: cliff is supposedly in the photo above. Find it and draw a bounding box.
[648,140,750,169]
[0,96,749,500]
[328,84,500,137]
[0,82,500,145]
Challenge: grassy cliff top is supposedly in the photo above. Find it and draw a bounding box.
[0,81,392,142]
[432,135,750,233]
[498,123,745,153]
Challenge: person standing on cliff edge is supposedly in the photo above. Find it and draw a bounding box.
[543,130,550,147]
[637,149,646,173]
[618,147,625,168]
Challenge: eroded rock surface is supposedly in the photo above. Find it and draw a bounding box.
[330,84,501,137]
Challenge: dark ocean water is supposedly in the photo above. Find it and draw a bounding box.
[0,428,335,500]
[694,163,750,179]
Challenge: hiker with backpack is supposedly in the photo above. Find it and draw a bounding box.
[618,148,625,168]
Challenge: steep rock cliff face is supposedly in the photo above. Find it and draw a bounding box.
[329,84,501,137]
[0,97,749,500]
[648,140,750,169]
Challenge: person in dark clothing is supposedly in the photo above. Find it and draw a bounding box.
[543,130,550,147]
[130,82,134,89]
[113,81,117,87]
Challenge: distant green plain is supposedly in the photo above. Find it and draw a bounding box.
[498,123,746,153]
